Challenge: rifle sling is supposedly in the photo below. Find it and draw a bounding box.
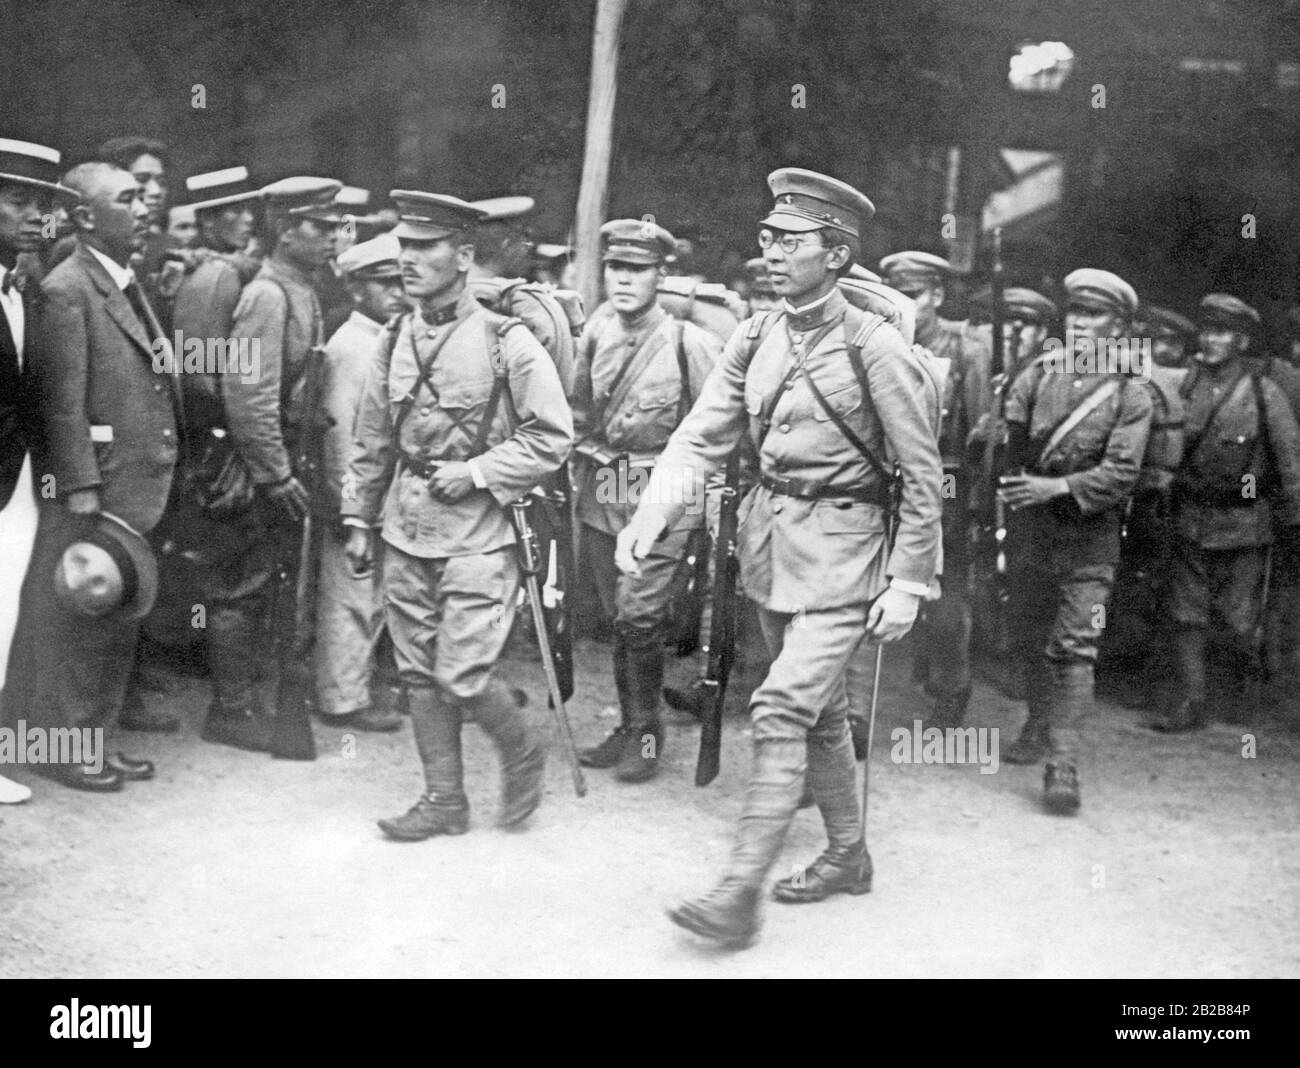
[596,320,672,437]
[1033,378,1121,468]
[1182,365,1253,466]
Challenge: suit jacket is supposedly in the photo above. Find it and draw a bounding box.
[641,287,944,613]
[34,243,181,534]
[1,275,43,510]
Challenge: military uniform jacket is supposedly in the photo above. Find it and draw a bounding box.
[642,287,943,613]
[33,244,181,534]
[1137,363,1187,495]
[171,250,246,432]
[320,310,383,515]
[572,304,719,535]
[1004,361,1153,570]
[342,288,573,558]
[227,257,323,485]
[915,316,992,470]
[1173,359,1300,550]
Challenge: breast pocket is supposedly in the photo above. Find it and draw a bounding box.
[810,378,863,422]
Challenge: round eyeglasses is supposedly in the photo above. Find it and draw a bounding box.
[757,228,818,254]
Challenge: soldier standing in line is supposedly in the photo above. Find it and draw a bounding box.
[617,169,942,947]
[312,233,409,733]
[744,257,780,314]
[199,176,344,751]
[1144,306,1196,371]
[1097,302,1189,710]
[571,219,720,783]
[342,190,572,840]
[1147,294,1300,732]
[999,269,1153,812]
[879,251,991,728]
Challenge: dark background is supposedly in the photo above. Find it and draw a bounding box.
[4,0,1299,337]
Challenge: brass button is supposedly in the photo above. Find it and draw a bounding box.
[773,503,783,514]
[779,424,790,433]
[162,429,171,437]
[421,406,431,416]
[154,383,162,392]
[792,333,803,343]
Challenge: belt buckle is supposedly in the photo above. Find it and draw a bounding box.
[770,476,792,496]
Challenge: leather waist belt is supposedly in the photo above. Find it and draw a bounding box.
[760,473,886,505]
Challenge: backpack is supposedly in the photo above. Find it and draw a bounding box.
[468,276,582,395]
[656,275,745,343]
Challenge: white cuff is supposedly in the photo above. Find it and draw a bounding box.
[342,517,371,530]
[889,578,930,597]
[467,458,488,490]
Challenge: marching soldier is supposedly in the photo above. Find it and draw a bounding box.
[342,190,572,840]
[1147,294,1300,731]
[199,176,344,751]
[744,257,779,313]
[313,233,409,732]
[617,169,942,947]
[1096,307,1189,708]
[999,269,1152,812]
[879,251,991,727]
[466,194,579,395]
[572,219,720,783]
[1144,305,1196,370]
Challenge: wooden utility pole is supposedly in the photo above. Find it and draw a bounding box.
[573,0,628,313]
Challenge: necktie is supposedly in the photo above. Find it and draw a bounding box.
[124,278,154,334]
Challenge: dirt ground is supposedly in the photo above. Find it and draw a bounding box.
[2,634,1298,979]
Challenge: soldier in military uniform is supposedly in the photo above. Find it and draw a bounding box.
[1147,294,1300,731]
[312,233,409,733]
[617,169,943,947]
[466,195,578,396]
[999,269,1153,812]
[1097,302,1188,709]
[571,219,720,783]
[1143,306,1196,370]
[342,190,572,840]
[744,257,779,313]
[879,251,991,727]
[199,176,345,751]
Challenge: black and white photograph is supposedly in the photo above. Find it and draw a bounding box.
[1,0,1298,997]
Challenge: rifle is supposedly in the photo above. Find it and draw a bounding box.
[967,228,1015,658]
[672,528,711,657]
[270,342,328,761]
[687,450,742,787]
[860,463,903,841]
[510,496,587,797]
[1247,543,1274,712]
[535,464,576,702]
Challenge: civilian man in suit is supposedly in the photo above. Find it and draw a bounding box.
[6,160,180,791]
[0,138,80,804]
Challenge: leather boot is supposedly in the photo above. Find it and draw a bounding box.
[1005,658,1052,765]
[1043,661,1092,813]
[379,685,468,840]
[775,716,871,903]
[201,698,272,753]
[666,879,762,948]
[725,737,807,887]
[928,686,971,730]
[1147,626,1209,733]
[615,630,666,783]
[1044,761,1081,813]
[579,636,633,768]
[465,679,546,827]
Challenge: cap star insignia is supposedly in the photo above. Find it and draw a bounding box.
[782,194,793,204]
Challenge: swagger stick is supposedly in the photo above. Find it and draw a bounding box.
[859,465,903,842]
